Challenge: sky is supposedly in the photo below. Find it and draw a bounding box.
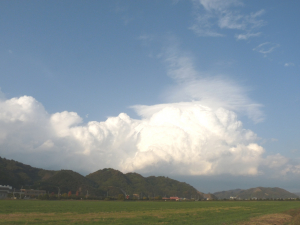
[0,0,300,193]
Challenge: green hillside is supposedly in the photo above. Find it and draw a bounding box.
[86,169,200,198]
[144,175,198,198]
[0,157,55,188]
[87,169,132,189]
[35,170,101,196]
[214,187,298,199]
[238,187,299,199]
[0,157,200,198]
[213,189,243,199]
[2,156,296,200]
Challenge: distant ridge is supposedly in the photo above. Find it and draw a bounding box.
[294,192,300,198]
[197,191,218,200]
[214,187,298,199]
[0,157,199,198]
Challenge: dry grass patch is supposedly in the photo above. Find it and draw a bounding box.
[0,206,250,224]
[239,213,292,225]
[0,212,136,223]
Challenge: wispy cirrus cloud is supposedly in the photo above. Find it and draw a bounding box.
[114,2,134,25]
[160,42,264,123]
[284,62,295,67]
[137,35,265,122]
[235,32,261,40]
[253,42,280,56]
[190,0,266,40]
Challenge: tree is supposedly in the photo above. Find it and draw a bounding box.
[154,196,162,200]
[68,191,72,197]
[49,192,57,200]
[118,194,125,201]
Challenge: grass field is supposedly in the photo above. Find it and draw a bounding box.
[0,200,300,224]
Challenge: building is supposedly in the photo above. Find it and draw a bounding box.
[170,196,180,201]
[133,194,140,199]
[0,185,12,199]
[20,189,46,197]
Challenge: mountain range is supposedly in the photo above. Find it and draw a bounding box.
[213,187,299,199]
[1,156,298,199]
[0,157,199,198]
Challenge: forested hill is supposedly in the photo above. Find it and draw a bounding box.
[0,157,200,198]
[0,157,56,188]
[87,168,199,198]
[214,187,299,199]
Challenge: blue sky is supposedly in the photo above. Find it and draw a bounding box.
[0,0,300,193]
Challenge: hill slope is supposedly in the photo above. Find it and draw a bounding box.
[214,187,298,199]
[0,157,200,198]
[0,157,55,188]
[36,170,101,196]
[86,169,200,198]
[213,189,243,199]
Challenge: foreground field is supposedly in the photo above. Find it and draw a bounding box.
[0,200,300,224]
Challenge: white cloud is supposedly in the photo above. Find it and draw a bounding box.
[1,94,294,178]
[257,153,300,178]
[0,58,298,177]
[284,62,295,67]
[197,0,242,12]
[38,140,54,150]
[164,78,264,123]
[0,43,270,177]
[253,42,280,55]
[264,154,289,169]
[190,0,266,40]
[0,95,265,176]
[164,49,198,82]
[235,32,261,40]
[50,111,83,138]
[161,45,264,123]
[280,165,300,176]
[0,42,274,176]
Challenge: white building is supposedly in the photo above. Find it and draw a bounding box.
[0,185,12,199]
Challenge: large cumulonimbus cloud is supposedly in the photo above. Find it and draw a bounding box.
[0,95,264,176]
[0,47,297,177]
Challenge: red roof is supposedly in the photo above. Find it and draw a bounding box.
[170,197,179,200]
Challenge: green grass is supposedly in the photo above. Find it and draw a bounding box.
[0,200,299,224]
